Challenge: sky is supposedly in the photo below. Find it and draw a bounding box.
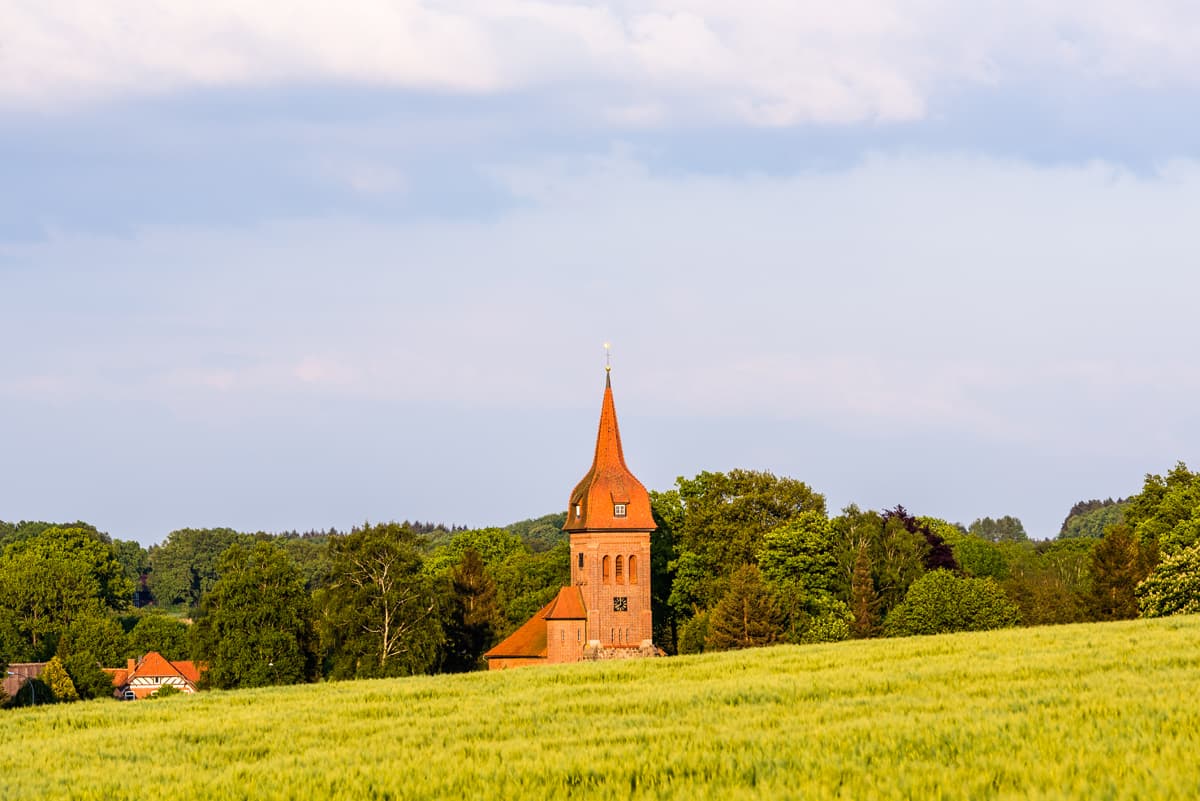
[3,1,1200,545]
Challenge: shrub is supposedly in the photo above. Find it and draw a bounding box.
[884,570,1020,637]
[150,684,183,699]
[42,656,80,703]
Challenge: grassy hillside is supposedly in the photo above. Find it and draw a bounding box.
[4,617,1200,800]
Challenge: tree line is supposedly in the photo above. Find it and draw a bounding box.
[2,462,1199,704]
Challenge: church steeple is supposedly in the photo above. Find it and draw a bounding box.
[564,370,656,532]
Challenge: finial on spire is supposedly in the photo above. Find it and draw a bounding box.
[603,342,612,373]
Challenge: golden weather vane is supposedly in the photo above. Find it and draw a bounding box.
[604,342,612,373]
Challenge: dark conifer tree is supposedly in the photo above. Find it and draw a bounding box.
[441,548,500,672]
[850,543,879,638]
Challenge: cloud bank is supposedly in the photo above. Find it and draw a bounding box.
[6,1,1200,124]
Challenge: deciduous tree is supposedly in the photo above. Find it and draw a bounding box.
[128,612,191,662]
[1136,541,1200,618]
[148,528,248,609]
[316,523,441,679]
[191,541,318,688]
[883,571,1019,636]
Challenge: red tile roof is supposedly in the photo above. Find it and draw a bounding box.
[484,600,552,659]
[104,668,130,687]
[564,372,657,532]
[173,661,202,684]
[544,585,587,620]
[140,652,181,678]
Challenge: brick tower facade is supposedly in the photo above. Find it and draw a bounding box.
[485,368,657,669]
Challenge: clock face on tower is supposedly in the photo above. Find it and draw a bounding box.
[613,596,628,612]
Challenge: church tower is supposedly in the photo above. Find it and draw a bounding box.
[564,367,656,651]
[484,364,657,669]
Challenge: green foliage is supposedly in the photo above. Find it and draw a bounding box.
[316,523,441,679]
[57,615,130,666]
[649,489,683,652]
[675,610,709,655]
[705,564,783,651]
[1125,462,1200,557]
[277,535,334,591]
[884,570,1020,636]
[968,515,1029,542]
[424,527,526,577]
[42,655,80,703]
[674,470,825,585]
[192,541,318,689]
[999,539,1094,626]
[63,653,115,701]
[112,539,150,585]
[757,512,844,643]
[830,506,940,623]
[18,526,135,611]
[5,618,1200,799]
[128,612,191,662]
[0,538,105,654]
[0,605,32,664]
[489,541,570,635]
[1137,542,1200,618]
[660,470,824,654]
[796,597,853,644]
[148,528,249,609]
[1059,500,1127,540]
[504,513,569,552]
[149,683,184,699]
[945,532,1011,580]
[1088,523,1158,621]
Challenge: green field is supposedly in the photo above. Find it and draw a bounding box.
[4,617,1200,800]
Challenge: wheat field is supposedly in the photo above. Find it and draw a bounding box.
[3,616,1200,800]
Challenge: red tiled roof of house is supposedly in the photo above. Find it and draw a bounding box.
[132,651,186,682]
[173,661,202,684]
[544,585,587,620]
[484,600,551,659]
[104,668,130,687]
[564,372,657,532]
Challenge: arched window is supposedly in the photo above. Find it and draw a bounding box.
[615,555,624,583]
[602,555,611,583]
[611,628,615,643]
[561,629,565,643]
[628,555,638,584]
[577,627,582,643]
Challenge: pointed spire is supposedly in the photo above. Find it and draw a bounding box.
[564,368,655,532]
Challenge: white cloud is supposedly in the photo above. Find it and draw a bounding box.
[5,2,1200,124]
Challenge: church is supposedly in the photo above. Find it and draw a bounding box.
[485,367,658,669]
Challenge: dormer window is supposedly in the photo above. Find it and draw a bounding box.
[613,503,627,518]
[574,503,582,517]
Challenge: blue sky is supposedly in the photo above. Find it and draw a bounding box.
[3,1,1199,544]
